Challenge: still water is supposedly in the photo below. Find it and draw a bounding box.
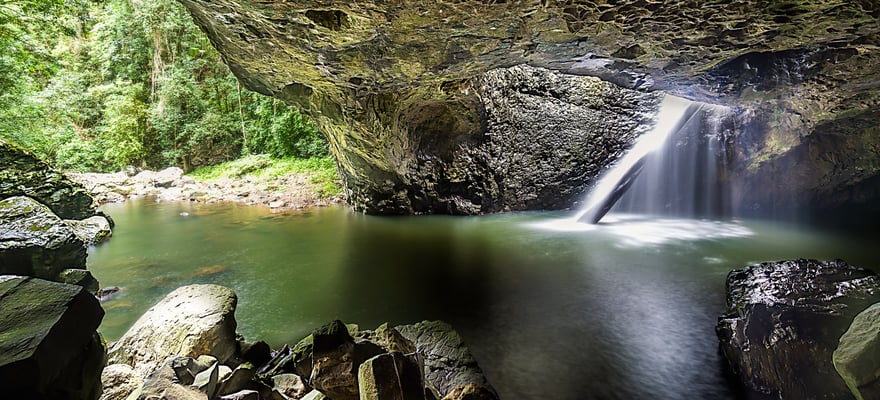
[89,199,879,400]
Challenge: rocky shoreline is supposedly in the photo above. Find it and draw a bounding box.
[100,284,498,400]
[68,167,342,212]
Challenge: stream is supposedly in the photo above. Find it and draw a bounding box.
[89,199,879,400]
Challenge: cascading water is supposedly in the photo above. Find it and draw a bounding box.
[575,94,734,224]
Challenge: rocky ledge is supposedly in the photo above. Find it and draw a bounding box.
[176,0,880,218]
[717,259,880,399]
[102,284,497,400]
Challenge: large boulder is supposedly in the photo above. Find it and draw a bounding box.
[834,302,880,400]
[0,275,105,400]
[716,259,880,399]
[0,138,98,220]
[396,321,497,400]
[107,284,239,378]
[0,196,87,280]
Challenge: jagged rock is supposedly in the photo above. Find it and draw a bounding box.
[138,357,208,400]
[272,373,308,399]
[307,320,381,400]
[0,196,87,279]
[0,275,105,400]
[57,268,100,296]
[65,216,113,245]
[396,321,497,400]
[358,352,426,400]
[717,259,880,399]
[0,138,98,219]
[192,361,220,398]
[218,363,257,397]
[359,323,416,355]
[834,302,880,400]
[99,364,143,400]
[107,284,239,377]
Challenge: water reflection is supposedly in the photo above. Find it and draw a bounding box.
[89,202,879,400]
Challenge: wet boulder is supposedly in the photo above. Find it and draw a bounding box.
[834,302,880,400]
[396,321,498,400]
[716,259,880,399]
[107,284,239,377]
[0,196,87,279]
[0,275,105,400]
[64,215,113,245]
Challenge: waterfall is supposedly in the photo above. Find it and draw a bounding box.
[575,95,733,223]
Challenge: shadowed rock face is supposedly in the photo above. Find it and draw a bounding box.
[177,0,880,216]
[717,259,880,399]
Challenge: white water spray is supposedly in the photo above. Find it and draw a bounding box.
[575,95,695,223]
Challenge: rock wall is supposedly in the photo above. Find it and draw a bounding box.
[176,0,880,216]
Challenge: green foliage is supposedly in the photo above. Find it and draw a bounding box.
[189,154,342,199]
[245,96,328,159]
[0,0,330,177]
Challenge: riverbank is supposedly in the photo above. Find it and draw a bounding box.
[68,155,344,212]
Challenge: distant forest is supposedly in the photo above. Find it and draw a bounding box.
[0,0,326,172]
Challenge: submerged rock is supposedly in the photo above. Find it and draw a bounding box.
[107,284,239,377]
[0,275,105,400]
[0,196,87,280]
[716,259,880,399]
[834,302,880,400]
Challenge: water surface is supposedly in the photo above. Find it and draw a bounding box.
[89,199,879,400]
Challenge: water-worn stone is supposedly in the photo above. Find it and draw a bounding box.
[834,302,880,400]
[0,138,98,219]
[107,284,239,378]
[0,275,105,400]
[396,321,497,400]
[99,364,143,400]
[717,259,880,399]
[0,196,87,279]
[65,215,113,245]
